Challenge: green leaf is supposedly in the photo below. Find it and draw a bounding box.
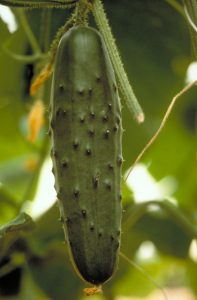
[18,267,52,300]
[0,212,34,235]
[187,258,197,295]
[0,212,35,259]
[28,246,83,300]
[28,203,64,255]
[0,185,19,225]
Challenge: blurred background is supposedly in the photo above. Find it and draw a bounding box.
[0,0,196,299]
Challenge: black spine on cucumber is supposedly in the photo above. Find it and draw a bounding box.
[50,25,122,285]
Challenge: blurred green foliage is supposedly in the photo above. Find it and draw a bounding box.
[0,0,196,299]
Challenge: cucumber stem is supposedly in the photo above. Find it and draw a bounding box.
[75,0,91,26]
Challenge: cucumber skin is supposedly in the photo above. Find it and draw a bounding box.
[50,26,122,285]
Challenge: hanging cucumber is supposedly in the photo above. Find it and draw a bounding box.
[50,25,122,286]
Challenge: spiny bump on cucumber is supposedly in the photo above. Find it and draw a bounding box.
[59,83,65,91]
[113,124,118,132]
[108,163,114,170]
[103,130,110,139]
[61,159,68,168]
[73,139,79,149]
[79,115,85,123]
[117,155,123,166]
[73,188,80,198]
[89,111,95,119]
[88,128,95,136]
[98,230,103,237]
[93,174,99,188]
[63,110,67,117]
[102,115,108,122]
[78,88,84,96]
[85,147,92,156]
[81,209,87,217]
[88,88,93,95]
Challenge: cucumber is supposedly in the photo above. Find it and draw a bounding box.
[50,25,122,285]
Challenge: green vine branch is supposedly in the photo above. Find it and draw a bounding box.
[166,0,185,16]
[15,9,41,54]
[166,0,197,58]
[120,252,168,300]
[0,0,79,8]
[1,9,46,64]
[123,200,197,240]
[1,45,47,63]
[22,10,52,202]
[91,0,144,123]
[184,0,197,58]
[184,0,197,24]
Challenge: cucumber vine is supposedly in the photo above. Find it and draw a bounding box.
[1,0,145,122]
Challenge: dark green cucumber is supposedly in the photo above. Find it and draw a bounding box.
[50,25,122,285]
